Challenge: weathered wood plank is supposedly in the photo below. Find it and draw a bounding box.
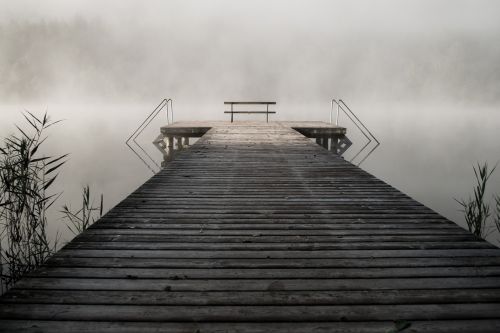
[44,256,500,268]
[4,289,500,305]
[27,266,500,279]
[2,320,500,333]
[13,277,500,291]
[2,303,500,322]
[51,248,500,259]
[90,222,458,229]
[69,241,484,250]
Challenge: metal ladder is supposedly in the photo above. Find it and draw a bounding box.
[126,99,173,173]
[331,99,380,166]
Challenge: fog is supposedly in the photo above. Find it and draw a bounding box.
[1,0,499,243]
[2,0,500,103]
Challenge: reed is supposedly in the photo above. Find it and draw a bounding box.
[62,185,103,235]
[456,162,496,238]
[494,195,500,238]
[0,112,67,291]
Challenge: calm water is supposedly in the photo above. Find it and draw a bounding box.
[1,100,499,245]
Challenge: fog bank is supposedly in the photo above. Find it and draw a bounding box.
[1,0,500,104]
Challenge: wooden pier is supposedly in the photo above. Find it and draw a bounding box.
[1,121,500,332]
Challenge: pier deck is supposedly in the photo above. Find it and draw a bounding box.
[1,121,500,332]
[159,120,346,140]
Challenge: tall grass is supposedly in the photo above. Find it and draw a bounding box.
[0,112,67,290]
[62,185,103,235]
[456,162,497,239]
[494,195,500,238]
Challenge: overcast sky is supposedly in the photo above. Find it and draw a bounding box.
[1,0,500,104]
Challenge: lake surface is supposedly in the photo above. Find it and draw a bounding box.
[1,100,499,245]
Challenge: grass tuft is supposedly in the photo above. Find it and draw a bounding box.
[0,112,67,291]
[455,162,496,238]
[61,185,104,235]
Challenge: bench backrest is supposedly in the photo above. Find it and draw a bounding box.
[224,102,276,123]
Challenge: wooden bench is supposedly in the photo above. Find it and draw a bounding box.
[224,101,276,123]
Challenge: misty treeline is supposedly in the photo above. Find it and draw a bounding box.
[456,163,500,241]
[1,17,500,103]
[0,112,103,292]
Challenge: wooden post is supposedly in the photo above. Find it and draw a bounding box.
[331,136,338,154]
[231,103,234,123]
[183,137,189,146]
[322,137,329,149]
[315,138,321,145]
[266,103,269,123]
[167,136,174,161]
[167,136,174,151]
[176,137,183,150]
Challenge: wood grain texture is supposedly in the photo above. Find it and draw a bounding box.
[1,121,499,332]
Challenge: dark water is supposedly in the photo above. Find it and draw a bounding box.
[1,101,499,245]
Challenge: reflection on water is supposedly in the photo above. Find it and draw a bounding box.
[330,99,380,166]
[0,101,499,245]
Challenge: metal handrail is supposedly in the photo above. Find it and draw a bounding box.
[330,99,339,125]
[330,99,380,165]
[332,99,371,143]
[339,99,380,165]
[126,99,173,173]
[339,100,379,146]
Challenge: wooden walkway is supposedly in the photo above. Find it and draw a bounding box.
[1,122,500,332]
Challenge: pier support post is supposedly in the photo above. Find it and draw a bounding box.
[167,136,175,161]
[331,136,338,154]
[167,136,174,151]
[322,137,329,149]
[156,134,194,167]
[315,137,329,150]
[176,137,183,151]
